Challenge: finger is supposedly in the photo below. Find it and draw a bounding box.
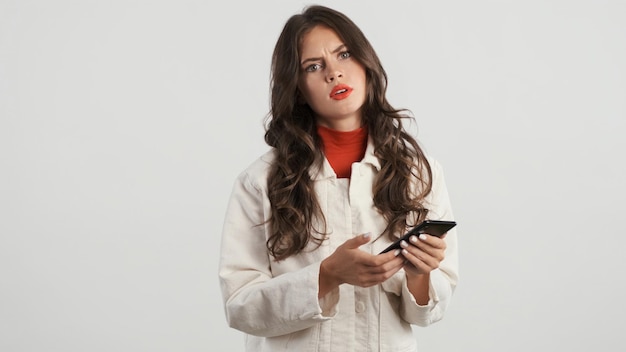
[359,251,401,273]
[369,257,404,277]
[418,234,447,249]
[408,235,447,257]
[409,235,446,261]
[400,248,427,271]
[401,248,435,273]
[344,232,372,249]
[363,260,405,286]
[401,240,441,268]
[387,257,406,273]
[368,248,402,266]
[402,245,440,270]
[369,254,404,273]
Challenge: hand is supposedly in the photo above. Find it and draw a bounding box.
[400,233,447,277]
[319,233,404,295]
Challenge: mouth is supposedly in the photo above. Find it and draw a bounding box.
[330,84,353,100]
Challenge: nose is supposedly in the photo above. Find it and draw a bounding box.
[325,64,343,83]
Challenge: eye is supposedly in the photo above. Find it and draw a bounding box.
[339,51,351,59]
[305,63,323,72]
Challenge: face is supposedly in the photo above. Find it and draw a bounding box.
[297,25,367,131]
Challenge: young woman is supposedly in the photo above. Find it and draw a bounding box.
[219,5,458,351]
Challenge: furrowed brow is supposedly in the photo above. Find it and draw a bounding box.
[331,44,347,54]
[300,44,347,65]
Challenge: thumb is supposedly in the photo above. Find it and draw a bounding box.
[345,232,372,249]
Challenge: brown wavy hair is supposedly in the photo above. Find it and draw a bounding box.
[264,5,432,261]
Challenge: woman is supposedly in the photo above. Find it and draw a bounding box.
[219,5,458,351]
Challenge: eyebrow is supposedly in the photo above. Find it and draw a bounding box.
[300,44,347,66]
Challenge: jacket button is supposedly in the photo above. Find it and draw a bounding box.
[355,301,365,313]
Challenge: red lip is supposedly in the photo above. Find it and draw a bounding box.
[329,84,353,100]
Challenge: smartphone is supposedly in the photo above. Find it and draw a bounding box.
[378,220,457,254]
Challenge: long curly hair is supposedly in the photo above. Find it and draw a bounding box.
[264,5,432,261]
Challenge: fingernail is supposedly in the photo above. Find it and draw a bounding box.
[400,240,408,248]
[394,249,401,256]
[363,232,371,239]
[419,234,427,241]
[410,235,418,243]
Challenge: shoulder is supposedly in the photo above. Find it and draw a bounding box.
[235,149,276,193]
[424,154,448,187]
[425,155,444,178]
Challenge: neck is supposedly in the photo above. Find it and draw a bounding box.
[316,125,368,178]
[315,116,362,132]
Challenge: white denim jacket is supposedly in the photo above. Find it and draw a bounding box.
[219,140,459,351]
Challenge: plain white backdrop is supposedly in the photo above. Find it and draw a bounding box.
[1,0,625,351]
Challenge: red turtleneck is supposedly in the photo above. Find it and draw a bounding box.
[317,125,368,178]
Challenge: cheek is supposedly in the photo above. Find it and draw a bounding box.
[351,68,367,95]
[355,67,367,87]
[302,83,326,103]
[345,64,366,88]
[300,76,317,93]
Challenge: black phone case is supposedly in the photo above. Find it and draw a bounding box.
[378,220,457,254]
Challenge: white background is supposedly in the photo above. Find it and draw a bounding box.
[1,0,625,351]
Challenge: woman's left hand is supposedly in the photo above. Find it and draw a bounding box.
[400,234,447,277]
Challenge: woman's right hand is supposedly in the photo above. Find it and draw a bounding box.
[318,233,404,297]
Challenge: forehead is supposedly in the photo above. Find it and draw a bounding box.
[299,25,344,57]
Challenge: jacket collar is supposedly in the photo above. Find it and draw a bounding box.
[309,137,381,180]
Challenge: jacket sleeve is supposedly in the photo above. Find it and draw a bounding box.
[218,170,339,337]
[383,158,460,326]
